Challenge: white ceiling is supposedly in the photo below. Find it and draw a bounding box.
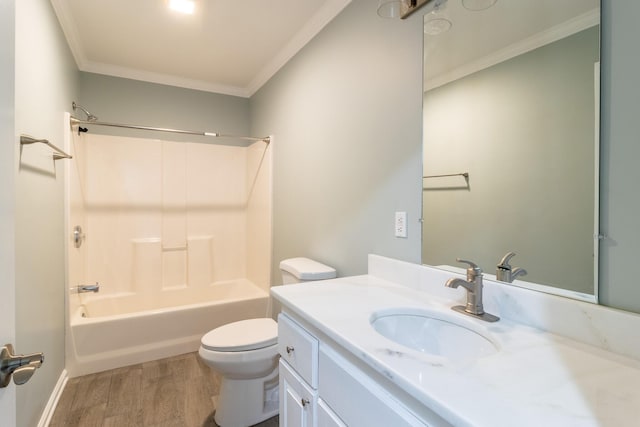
[51,0,352,98]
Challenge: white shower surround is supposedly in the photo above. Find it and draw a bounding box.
[64,126,273,376]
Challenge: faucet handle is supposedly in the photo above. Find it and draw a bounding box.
[455,258,482,280]
[498,251,516,268]
[456,258,477,268]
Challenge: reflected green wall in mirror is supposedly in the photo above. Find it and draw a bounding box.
[421,1,600,299]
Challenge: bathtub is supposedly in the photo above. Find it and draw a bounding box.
[66,279,270,377]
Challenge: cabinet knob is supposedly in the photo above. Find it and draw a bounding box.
[286,346,295,355]
[301,398,310,407]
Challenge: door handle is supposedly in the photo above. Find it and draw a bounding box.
[0,344,44,387]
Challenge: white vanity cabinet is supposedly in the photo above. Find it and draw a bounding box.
[317,399,346,427]
[278,313,319,427]
[318,345,431,427]
[278,312,444,427]
[278,313,318,388]
[280,360,317,427]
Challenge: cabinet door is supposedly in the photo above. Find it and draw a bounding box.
[317,399,347,427]
[280,360,316,427]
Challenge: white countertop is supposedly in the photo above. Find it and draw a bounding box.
[272,271,640,427]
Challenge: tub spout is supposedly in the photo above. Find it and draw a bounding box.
[71,283,100,293]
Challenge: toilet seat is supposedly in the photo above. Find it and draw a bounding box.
[201,318,277,352]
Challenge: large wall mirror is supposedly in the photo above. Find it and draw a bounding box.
[422,0,600,301]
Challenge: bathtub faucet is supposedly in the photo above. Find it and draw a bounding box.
[71,283,100,293]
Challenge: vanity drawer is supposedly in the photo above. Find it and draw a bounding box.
[278,313,318,387]
[319,345,447,427]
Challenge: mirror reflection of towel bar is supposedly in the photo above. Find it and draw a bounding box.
[423,172,469,179]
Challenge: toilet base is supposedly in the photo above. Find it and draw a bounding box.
[214,364,279,427]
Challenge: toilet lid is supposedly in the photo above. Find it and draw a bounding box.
[201,318,278,352]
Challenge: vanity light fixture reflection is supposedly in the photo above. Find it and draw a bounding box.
[424,0,452,35]
[378,0,445,20]
[461,0,497,12]
[378,0,496,20]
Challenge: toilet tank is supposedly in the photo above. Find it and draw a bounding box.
[279,257,336,284]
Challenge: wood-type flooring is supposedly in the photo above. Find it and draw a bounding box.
[49,352,279,427]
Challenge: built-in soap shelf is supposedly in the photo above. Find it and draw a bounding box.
[132,236,215,291]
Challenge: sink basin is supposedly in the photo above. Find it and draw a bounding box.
[370,307,498,363]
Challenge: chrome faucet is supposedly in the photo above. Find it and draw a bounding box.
[71,283,100,293]
[445,259,499,322]
[496,252,527,283]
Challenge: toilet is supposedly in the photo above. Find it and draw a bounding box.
[199,257,336,427]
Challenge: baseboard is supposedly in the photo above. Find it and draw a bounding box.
[38,369,68,427]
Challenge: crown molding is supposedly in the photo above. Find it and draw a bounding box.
[82,61,251,98]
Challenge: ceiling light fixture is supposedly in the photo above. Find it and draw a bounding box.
[168,0,195,15]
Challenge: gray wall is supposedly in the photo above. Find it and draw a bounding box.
[14,0,79,425]
[250,0,424,283]
[78,73,250,145]
[599,2,640,311]
[423,27,599,294]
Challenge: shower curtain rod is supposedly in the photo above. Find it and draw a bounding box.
[69,117,270,143]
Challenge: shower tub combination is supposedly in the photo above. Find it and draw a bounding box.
[69,280,269,376]
[64,117,273,377]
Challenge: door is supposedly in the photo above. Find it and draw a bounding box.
[0,234,16,425]
[0,0,17,423]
